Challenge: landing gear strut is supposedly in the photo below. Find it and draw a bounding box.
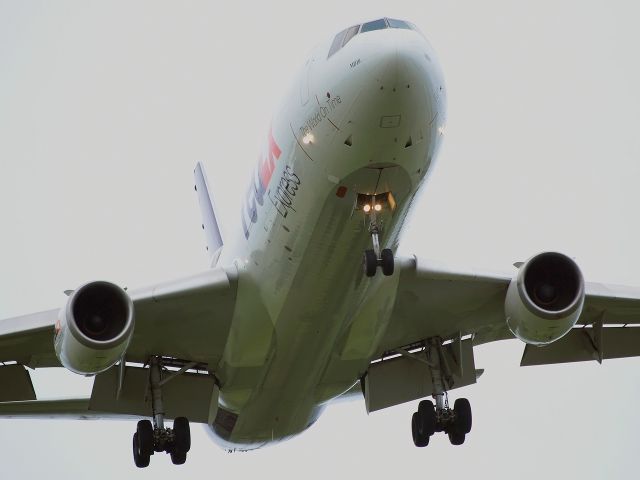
[409,338,472,447]
[362,195,394,277]
[132,356,191,468]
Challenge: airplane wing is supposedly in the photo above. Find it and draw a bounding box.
[364,255,640,412]
[374,256,512,356]
[0,265,237,421]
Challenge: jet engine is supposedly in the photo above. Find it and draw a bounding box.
[54,281,134,375]
[505,252,584,346]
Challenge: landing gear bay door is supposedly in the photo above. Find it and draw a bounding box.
[365,337,478,413]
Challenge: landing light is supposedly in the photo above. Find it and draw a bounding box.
[363,204,371,213]
[302,133,314,145]
[374,204,382,212]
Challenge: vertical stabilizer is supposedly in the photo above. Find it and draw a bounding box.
[194,162,224,267]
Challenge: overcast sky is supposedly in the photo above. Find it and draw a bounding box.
[1,1,640,478]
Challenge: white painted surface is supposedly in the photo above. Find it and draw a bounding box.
[1,2,639,478]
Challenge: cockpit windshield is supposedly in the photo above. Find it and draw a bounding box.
[386,18,413,30]
[327,18,419,59]
[360,18,387,33]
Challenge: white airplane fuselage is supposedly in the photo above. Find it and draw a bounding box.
[211,23,446,450]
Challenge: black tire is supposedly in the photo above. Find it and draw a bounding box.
[363,249,377,277]
[381,248,394,276]
[133,433,150,468]
[173,417,191,453]
[170,451,187,465]
[448,430,465,446]
[453,398,472,434]
[136,419,154,456]
[411,412,429,447]
[417,399,436,436]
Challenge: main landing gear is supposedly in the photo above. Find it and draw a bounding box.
[361,195,394,277]
[409,337,472,447]
[411,394,472,447]
[132,356,192,468]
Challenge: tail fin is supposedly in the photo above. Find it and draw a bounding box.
[194,162,224,267]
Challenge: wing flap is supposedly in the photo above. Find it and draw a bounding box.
[365,338,477,412]
[0,397,141,420]
[89,365,217,424]
[521,326,640,366]
[0,364,219,423]
[0,398,95,419]
[0,365,36,401]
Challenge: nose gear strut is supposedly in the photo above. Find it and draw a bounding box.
[361,195,394,277]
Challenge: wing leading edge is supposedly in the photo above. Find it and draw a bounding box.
[0,265,237,421]
[380,255,640,355]
[366,255,640,411]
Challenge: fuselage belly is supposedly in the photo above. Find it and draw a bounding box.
[211,22,446,449]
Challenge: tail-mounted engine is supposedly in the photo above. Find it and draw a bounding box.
[54,281,134,375]
[505,252,584,346]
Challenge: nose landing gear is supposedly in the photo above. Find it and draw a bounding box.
[363,240,394,277]
[360,194,394,277]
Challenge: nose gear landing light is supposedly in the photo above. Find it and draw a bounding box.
[358,193,395,277]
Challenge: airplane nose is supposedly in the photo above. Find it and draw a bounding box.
[361,35,441,133]
[329,29,445,170]
[370,36,437,95]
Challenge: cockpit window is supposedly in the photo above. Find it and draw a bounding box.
[328,24,360,58]
[327,18,418,59]
[342,25,360,48]
[387,18,412,30]
[360,18,388,33]
[328,28,348,58]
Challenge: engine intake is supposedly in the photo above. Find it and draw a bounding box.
[505,252,584,345]
[55,281,134,375]
[72,282,130,342]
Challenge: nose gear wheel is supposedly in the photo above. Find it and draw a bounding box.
[361,195,394,277]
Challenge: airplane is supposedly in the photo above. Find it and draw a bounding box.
[2,16,640,468]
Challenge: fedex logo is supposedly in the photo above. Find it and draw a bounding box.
[242,128,282,239]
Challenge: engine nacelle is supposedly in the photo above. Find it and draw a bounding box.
[54,281,134,375]
[505,252,584,346]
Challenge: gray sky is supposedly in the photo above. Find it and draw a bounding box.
[1,1,640,478]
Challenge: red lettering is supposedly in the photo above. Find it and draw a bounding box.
[259,153,273,188]
[258,127,281,188]
[268,127,282,161]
